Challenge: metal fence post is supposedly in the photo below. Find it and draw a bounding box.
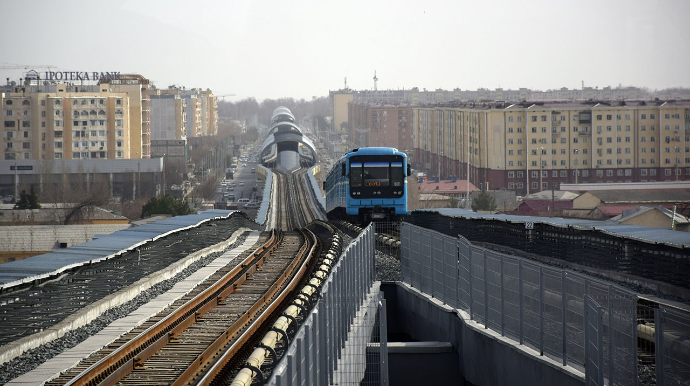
[456,237,462,310]
[608,284,614,386]
[469,244,474,320]
[519,259,524,345]
[379,296,389,386]
[562,271,567,366]
[539,265,544,355]
[597,305,604,386]
[655,308,664,386]
[484,249,489,329]
[501,254,505,337]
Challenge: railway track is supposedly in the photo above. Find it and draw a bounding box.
[37,167,339,385]
[45,227,321,386]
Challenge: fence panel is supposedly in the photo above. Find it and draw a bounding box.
[656,307,690,386]
[470,247,486,324]
[585,295,605,386]
[485,251,503,332]
[501,257,522,342]
[564,272,587,372]
[607,286,638,386]
[541,266,565,363]
[442,235,459,308]
[400,222,639,385]
[457,236,472,311]
[520,260,542,352]
[431,232,446,301]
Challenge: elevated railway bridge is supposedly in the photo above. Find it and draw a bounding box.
[0,115,689,385]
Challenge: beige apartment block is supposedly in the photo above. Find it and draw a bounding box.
[330,90,354,135]
[101,74,152,158]
[410,100,690,195]
[2,82,134,161]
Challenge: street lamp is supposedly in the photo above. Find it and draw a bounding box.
[13,152,18,202]
[674,147,680,181]
[573,149,579,184]
[539,147,544,192]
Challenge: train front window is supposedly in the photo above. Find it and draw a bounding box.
[390,161,403,187]
[363,161,389,187]
[350,162,363,187]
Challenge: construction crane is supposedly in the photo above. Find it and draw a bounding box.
[216,94,236,101]
[0,63,56,70]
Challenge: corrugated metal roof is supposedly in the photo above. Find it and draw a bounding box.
[0,210,234,288]
[586,189,690,203]
[418,208,690,248]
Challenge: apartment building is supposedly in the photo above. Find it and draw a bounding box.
[347,103,414,153]
[156,88,218,138]
[329,89,354,135]
[150,94,187,140]
[1,82,133,161]
[101,74,152,159]
[412,100,690,195]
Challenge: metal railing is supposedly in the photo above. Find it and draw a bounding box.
[655,307,690,386]
[269,224,388,385]
[401,222,638,386]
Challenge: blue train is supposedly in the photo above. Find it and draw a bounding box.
[324,147,410,223]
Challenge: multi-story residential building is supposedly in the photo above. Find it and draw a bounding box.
[150,94,187,140]
[348,86,687,106]
[100,74,152,158]
[410,100,690,195]
[347,103,414,153]
[156,87,217,138]
[1,81,133,161]
[329,89,354,135]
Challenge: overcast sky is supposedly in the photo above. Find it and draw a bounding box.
[1,0,688,102]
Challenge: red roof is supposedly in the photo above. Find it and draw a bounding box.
[417,179,478,195]
[595,205,638,216]
[518,199,573,212]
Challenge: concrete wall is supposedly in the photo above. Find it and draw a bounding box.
[381,282,585,386]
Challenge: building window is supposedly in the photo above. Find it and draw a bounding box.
[508,171,514,178]
[517,171,523,178]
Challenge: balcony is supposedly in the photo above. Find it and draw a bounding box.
[579,131,591,136]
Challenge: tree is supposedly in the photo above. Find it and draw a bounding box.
[471,190,497,212]
[14,186,41,209]
[141,195,194,218]
[63,183,110,225]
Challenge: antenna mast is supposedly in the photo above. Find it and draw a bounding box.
[373,71,378,91]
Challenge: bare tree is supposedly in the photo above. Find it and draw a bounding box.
[62,182,110,225]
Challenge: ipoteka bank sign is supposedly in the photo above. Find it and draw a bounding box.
[25,70,121,82]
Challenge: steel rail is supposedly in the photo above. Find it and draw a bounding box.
[194,227,320,385]
[63,230,282,386]
[169,228,317,386]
